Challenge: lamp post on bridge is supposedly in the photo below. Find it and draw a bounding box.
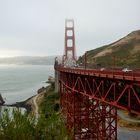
[84,51,87,69]
[62,55,66,66]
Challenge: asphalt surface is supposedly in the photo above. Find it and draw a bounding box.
[118,128,140,140]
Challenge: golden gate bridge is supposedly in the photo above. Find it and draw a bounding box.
[54,19,140,140]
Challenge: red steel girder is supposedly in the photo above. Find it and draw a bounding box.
[58,68,140,115]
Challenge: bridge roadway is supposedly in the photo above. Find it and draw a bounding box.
[57,67,140,82]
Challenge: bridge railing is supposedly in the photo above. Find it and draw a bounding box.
[55,65,140,82]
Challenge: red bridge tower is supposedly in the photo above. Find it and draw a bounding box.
[63,19,76,66]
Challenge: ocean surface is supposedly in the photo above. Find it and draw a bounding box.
[0,65,54,104]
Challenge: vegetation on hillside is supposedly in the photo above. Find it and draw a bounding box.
[78,30,140,68]
[0,86,69,140]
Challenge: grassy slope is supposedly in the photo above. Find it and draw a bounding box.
[79,30,140,68]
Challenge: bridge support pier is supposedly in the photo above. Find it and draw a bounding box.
[55,70,60,92]
[60,81,117,140]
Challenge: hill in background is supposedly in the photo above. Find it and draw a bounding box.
[0,56,61,65]
[79,30,140,68]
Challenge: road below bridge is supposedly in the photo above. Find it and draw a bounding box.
[118,128,140,140]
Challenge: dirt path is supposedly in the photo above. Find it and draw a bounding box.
[33,95,39,116]
[33,88,48,119]
[25,88,46,117]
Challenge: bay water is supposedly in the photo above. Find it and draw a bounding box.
[0,65,54,104]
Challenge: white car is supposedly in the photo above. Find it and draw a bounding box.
[122,68,132,72]
[100,68,105,71]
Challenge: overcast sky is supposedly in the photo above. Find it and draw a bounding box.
[0,0,140,57]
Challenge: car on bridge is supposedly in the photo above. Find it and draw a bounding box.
[100,68,105,71]
[122,68,132,72]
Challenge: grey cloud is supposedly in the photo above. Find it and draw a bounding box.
[0,0,140,57]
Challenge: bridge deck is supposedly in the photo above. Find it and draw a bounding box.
[56,66,140,115]
[56,67,140,82]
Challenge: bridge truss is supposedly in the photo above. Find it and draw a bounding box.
[56,67,140,140]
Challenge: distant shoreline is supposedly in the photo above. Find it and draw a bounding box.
[0,55,59,66]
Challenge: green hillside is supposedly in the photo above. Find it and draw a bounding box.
[79,30,140,68]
